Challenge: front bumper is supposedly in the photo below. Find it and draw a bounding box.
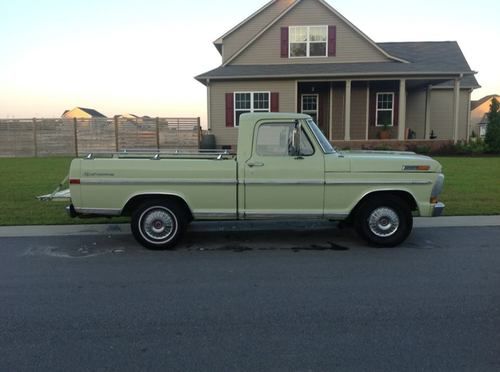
[432,202,445,217]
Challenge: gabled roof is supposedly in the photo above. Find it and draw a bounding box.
[213,0,278,51]
[77,107,107,118]
[471,95,500,110]
[222,0,406,66]
[196,41,479,87]
[63,107,107,118]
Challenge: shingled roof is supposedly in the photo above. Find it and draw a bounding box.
[77,107,107,118]
[196,41,479,88]
[471,95,500,110]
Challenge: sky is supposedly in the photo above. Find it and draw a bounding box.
[1,0,499,125]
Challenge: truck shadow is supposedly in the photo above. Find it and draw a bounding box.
[179,226,356,252]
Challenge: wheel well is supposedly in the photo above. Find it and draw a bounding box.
[121,194,193,221]
[347,190,418,222]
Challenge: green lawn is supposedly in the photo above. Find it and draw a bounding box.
[0,157,127,226]
[0,156,498,226]
[435,157,500,217]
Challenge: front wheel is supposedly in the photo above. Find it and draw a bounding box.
[354,196,413,247]
[131,200,187,250]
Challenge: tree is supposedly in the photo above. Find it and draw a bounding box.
[485,97,500,152]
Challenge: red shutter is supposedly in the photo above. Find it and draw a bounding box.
[225,93,234,128]
[328,25,337,57]
[280,27,289,58]
[271,93,280,112]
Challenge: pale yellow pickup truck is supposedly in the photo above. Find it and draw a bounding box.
[66,113,445,249]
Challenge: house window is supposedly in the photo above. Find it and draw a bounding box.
[234,92,270,126]
[479,124,487,138]
[301,94,319,125]
[376,92,394,126]
[289,26,327,58]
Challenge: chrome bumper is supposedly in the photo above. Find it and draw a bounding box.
[66,204,78,218]
[432,202,445,217]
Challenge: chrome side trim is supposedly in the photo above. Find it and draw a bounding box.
[193,212,237,219]
[74,208,122,216]
[325,180,432,186]
[244,179,432,186]
[80,178,236,186]
[243,179,324,185]
[243,210,324,219]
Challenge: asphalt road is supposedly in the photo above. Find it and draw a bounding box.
[1,224,500,371]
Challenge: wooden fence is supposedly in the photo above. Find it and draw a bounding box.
[0,117,201,157]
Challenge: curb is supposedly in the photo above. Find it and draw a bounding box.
[1,216,500,238]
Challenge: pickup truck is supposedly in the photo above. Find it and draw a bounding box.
[66,113,445,249]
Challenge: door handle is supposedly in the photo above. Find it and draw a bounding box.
[247,162,264,168]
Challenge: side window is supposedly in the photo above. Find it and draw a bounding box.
[256,123,315,157]
[300,128,314,156]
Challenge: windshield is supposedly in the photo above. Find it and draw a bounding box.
[306,119,336,154]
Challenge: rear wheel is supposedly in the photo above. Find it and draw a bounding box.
[131,200,187,250]
[354,195,413,247]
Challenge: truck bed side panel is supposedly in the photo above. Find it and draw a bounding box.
[72,158,237,219]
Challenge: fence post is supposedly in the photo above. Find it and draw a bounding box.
[73,118,79,157]
[197,117,201,146]
[33,118,38,157]
[114,116,119,152]
[155,117,160,151]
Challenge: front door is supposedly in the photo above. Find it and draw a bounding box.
[243,120,325,218]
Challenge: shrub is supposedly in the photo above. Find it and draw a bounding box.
[406,143,431,155]
[485,98,500,153]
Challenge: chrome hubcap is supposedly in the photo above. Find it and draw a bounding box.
[142,208,175,242]
[368,207,400,238]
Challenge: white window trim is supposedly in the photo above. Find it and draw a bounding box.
[301,94,319,123]
[289,25,328,59]
[375,92,395,127]
[234,91,271,127]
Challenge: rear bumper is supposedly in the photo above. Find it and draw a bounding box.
[432,202,445,217]
[66,204,78,218]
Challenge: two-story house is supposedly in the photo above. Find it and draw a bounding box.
[196,0,479,149]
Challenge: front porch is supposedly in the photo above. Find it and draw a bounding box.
[296,78,468,143]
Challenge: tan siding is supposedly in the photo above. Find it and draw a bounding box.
[331,85,345,140]
[231,0,390,65]
[459,90,471,140]
[223,0,293,63]
[209,80,297,147]
[406,90,426,139]
[350,83,367,140]
[430,89,469,141]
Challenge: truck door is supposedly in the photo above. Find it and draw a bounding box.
[243,120,325,218]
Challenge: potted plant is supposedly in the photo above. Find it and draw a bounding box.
[378,122,392,140]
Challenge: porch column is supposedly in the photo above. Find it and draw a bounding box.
[344,80,351,141]
[206,79,212,131]
[424,85,432,139]
[453,78,461,143]
[398,79,407,140]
